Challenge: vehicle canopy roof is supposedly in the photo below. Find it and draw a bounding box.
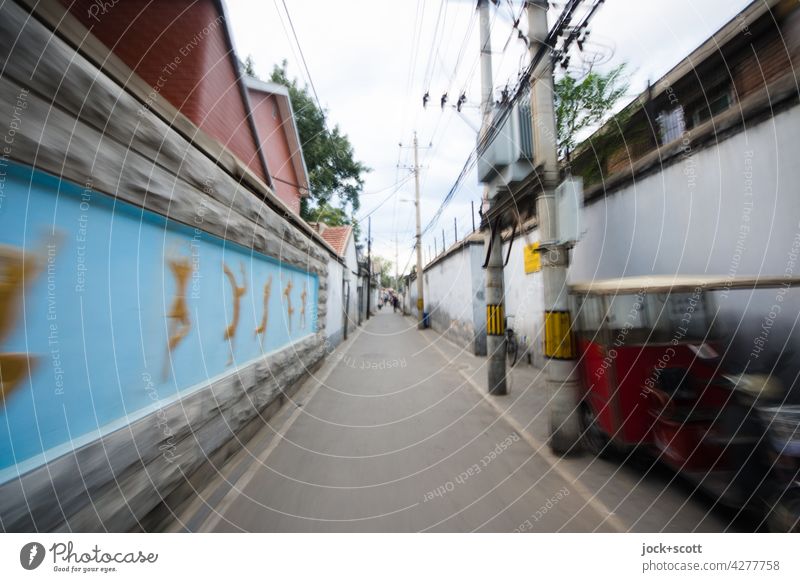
[569,274,800,296]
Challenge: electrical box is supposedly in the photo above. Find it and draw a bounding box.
[476,98,534,185]
[556,177,583,244]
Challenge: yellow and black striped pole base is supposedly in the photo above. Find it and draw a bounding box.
[486,304,505,336]
[543,310,576,359]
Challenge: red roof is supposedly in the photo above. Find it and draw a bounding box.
[320,226,352,258]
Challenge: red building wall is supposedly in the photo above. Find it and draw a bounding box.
[248,89,302,215]
[62,0,266,183]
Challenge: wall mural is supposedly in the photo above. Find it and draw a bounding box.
[0,244,39,404]
[164,254,193,379]
[0,161,318,478]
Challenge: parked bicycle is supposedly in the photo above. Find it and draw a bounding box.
[505,315,518,366]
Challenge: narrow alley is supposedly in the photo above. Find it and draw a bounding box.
[170,310,735,533]
[4,3,800,572]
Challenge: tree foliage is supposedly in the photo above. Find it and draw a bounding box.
[372,257,394,288]
[555,64,629,162]
[306,200,349,226]
[242,55,257,77]
[269,61,369,227]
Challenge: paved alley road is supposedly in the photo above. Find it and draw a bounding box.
[171,311,738,532]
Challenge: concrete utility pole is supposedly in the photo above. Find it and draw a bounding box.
[471,200,476,232]
[366,215,372,320]
[395,234,399,290]
[527,0,581,453]
[480,0,507,396]
[413,131,425,329]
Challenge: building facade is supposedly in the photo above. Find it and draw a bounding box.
[0,0,344,531]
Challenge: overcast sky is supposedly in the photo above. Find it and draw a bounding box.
[225,0,753,272]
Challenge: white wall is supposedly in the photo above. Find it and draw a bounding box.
[502,231,545,366]
[407,242,486,354]
[408,235,545,362]
[571,107,800,281]
[570,105,800,382]
[325,257,345,346]
[369,283,379,315]
[342,237,360,335]
[406,273,418,318]
[403,107,800,380]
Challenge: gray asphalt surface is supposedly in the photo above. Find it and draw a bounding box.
[170,311,737,532]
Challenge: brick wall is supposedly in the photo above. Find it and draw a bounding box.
[733,30,794,101]
[61,0,266,183]
[248,89,302,215]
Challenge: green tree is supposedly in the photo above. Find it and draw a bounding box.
[307,200,349,226]
[555,64,629,162]
[307,201,361,240]
[242,55,257,77]
[372,257,394,288]
[269,60,369,229]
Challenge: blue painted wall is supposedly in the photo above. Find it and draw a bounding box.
[0,161,318,477]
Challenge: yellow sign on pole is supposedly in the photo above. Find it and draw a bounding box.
[523,242,541,274]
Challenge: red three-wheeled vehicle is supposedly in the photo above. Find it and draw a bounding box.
[569,275,800,532]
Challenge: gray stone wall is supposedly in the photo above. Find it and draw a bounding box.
[0,1,336,531]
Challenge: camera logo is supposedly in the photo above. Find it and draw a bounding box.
[20,542,46,570]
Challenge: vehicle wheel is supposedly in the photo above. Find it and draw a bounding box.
[581,402,612,458]
[507,336,518,366]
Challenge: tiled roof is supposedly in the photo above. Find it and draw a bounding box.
[320,225,352,258]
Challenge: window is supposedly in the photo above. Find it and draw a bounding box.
[573,294,606,333]
[658,106,686,144]
[688,90,732,128]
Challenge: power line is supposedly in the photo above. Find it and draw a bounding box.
[356,173,415,221]
[421,0,591,237]
[422,0,447,91]
[280,0,324,116]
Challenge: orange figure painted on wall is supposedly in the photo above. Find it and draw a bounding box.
[300,282,307,330]
[163,255,193,379]
[0,245,39,405]
[223,261,247,364]
[255,275,273,347]
[283,278,294,332]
